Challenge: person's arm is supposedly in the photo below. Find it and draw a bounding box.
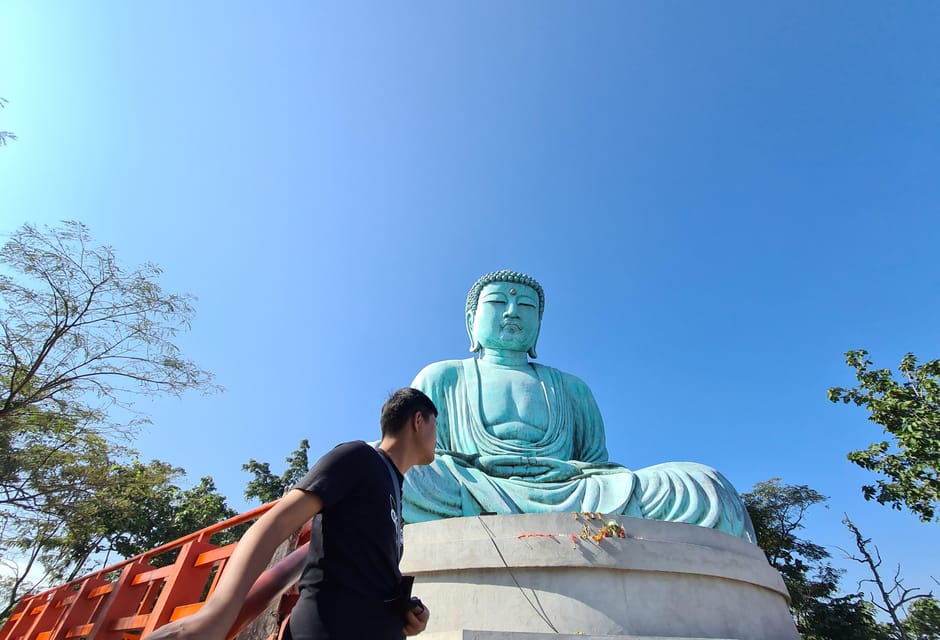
[145,489,323,640]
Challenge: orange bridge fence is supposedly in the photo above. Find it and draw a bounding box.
[0,501,310,640]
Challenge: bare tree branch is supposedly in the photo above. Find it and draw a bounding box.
[842,514,932,639]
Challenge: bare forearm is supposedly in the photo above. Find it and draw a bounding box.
[145,490,322,640]
[198,517,291,625]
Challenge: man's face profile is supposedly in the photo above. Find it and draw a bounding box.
[416,411,437,464]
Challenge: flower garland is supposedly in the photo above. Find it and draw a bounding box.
[515,512,626,546]
[575,512,626,544]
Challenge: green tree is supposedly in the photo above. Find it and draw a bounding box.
[828,350,940,522]
[58,462,242,571]
[72,467,243,570]
[1,457,241,619]
[0,407,126,605]
[1,221,217,433]
[744,479,830,614]
[242,439,310,504]
[743,479,887,639]
[0,221,217,515]
[0,221,219,615]
[0,97,15,146]
[800,593,890,640]
[903,597,940,640]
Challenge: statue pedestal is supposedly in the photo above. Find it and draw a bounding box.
[401,514,798,640]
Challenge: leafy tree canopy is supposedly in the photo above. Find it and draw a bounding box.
[62,461,241,566]
[0,221,218,434]
[0,221,219,518]
[242,439,310,504]
[829,350,940,522]
[903,597,940,640]
[0,454,240,619]
[744,479,886,639]
[800,592,891,640]
[0,221,222,616]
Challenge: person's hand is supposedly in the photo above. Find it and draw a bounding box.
[403,600,430,636]
[144,612,228,640]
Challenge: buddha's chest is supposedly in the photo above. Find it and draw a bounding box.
[476,366,549,439]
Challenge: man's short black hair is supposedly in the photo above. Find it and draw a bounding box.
[380,388,438,437]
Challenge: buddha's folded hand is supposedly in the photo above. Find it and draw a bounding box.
[477,455,581,481]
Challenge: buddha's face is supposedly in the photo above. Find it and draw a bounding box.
[471,282,541,354]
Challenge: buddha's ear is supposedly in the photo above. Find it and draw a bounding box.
[466,311,480,353]
[528,327,540,359]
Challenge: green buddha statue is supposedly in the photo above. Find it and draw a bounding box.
[402,270,756,541]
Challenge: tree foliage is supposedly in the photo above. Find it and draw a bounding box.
[744,479,830,611]
[799,592,890,640]
[242,439,310,504]
[829,350,940,522]
[744,479,886,639]
[903,597,940,640]
[0,221,218,514]
[59,462,242,570]
[0,221,221,616]
[0,221,218,433]
[0,456,240,619]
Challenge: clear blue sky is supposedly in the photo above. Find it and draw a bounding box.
[1,1,937,603]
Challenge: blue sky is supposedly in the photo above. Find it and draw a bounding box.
[1,1,937,603]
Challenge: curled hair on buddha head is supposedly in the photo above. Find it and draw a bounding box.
[465,269,544,359]
[380,387,438,437]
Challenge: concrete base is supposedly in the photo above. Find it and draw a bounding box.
[401,514,798,640]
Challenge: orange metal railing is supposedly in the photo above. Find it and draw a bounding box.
[0,501,310,640]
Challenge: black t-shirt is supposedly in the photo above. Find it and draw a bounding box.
[288,441,405,640]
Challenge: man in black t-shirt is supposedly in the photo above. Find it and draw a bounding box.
[288,439,414,639]
[146,388,438,640]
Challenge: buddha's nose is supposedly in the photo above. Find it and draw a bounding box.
[503,302,519,317]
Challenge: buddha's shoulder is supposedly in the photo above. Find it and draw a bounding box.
[411,358,470,386]
[532,363,594,394]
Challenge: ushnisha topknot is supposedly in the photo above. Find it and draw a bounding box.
[465,270,545,319]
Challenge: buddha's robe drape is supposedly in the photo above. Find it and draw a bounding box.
[402,358,755,541]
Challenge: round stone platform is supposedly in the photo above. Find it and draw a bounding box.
[400,513,798,640]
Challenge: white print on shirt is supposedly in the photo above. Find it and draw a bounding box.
[389,495,403,550]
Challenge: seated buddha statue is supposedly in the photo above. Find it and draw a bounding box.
[402,270,755,541]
